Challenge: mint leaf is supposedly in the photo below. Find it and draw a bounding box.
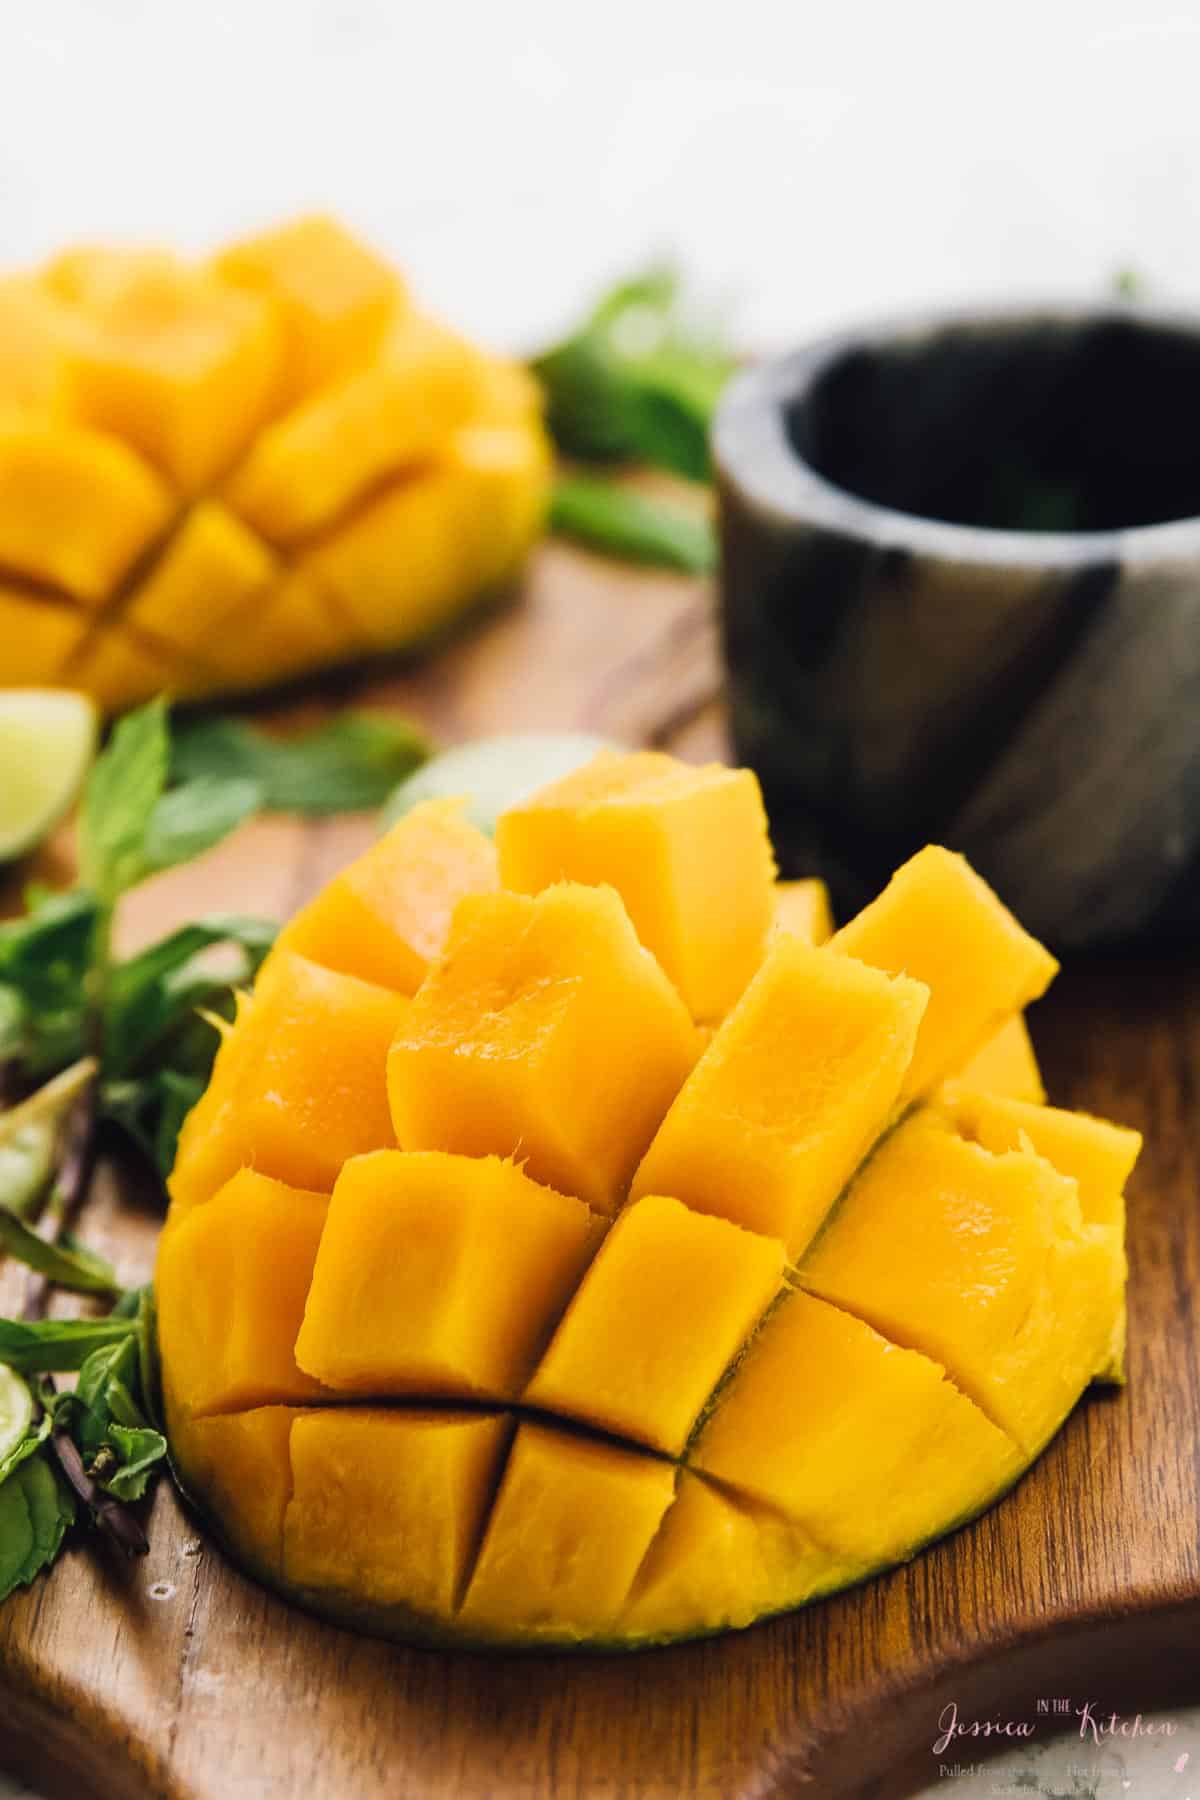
[0,1453,75,1602]
[103,1425,167,1501]
[533,266,734,481]
[0,1317,138,1376]
[549,475,716,573]
[141,776,262,877]
[171,713,430,815]
[103,914,274,1078]
[0,1210,119,1298]
[79,698,170,904]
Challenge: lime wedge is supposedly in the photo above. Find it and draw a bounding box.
[382,732,614,837]
[0,1363,33,1466]
[0,689,98,862]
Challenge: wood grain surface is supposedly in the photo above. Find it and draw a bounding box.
[0,541,1196,1799]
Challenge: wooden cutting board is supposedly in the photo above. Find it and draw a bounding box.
[0,539,1197,1799]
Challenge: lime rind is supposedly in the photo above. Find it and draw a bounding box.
[0,1363,33,1466]
[0,688,98,862]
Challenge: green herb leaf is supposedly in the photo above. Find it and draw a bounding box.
[0,1209,120,1298]
[0,1452,75,1603]
[0,890,98,1076]
[141,776,263,879]
[532,266,734,481]
[549,475,716,573]
[172,713,430,815]
[103,914,274,1078]
[0,1317,138,1376]
[79,698,171,904]
[102,1425,167,1501]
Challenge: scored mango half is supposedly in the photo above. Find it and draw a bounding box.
[0,216,551,710]
[158,750,1140,1648]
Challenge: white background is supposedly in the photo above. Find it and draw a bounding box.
[2,4,1199,1794]
[4,0,1200,354]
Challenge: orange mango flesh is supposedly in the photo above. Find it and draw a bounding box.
[458,1422,677,1641]
[948,1012,1045,1105]
[0,591,85,683]
[690,1289,1020,1564]
[156,1168,329,1415]
[121,501,277,657]
[0,215,549,711]
[157,750,1138,1649]
[225,312,484,543]
[497,750,776,1022]
[832,846,1059,1099]
[798,1110,1124,1454]
[41,248,283,492]
[770,877,834,946]
[387,883,698,1213]
[941,1088,1140,1380]
[214,214,403,403]
[524,1194,785,1454]
[284,1409,512,1617]
[168,950,406,1207]
[0,417,170,602]
[166,1404,299,1580]
[631,938,928,1252]
[277,798,498,994]
[621,1473,848,1642]
[294,1151,596,1400]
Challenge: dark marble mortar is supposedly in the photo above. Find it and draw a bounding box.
[715,305,1200,949]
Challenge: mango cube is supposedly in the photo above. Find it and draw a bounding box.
[497,749,776,1022]
[277,798,498,994]
[948,1013,1045,1104]
[942,1088,1140,1380]
[525,1194,785,1454]
[388,883,697,1212]
[300,421,550,652]
[799,1110,1125,1452]
[121,501,277,657]
[770,878,833,946]
[169,950,407,1203]
[0,591,85,684]
[226,312,483,543]
[164,1406,299,1579]
[45,249,283,492]
[692,1290,1019,1565]
[0,419,170,602]
[284,1409,512,1616]
[459,1422,676,1640]
[196,569,353,694]
[631,939,928,1253]
[0,276,84,414]
[833,846,1059,1100]
[295,1151,596,1399]
[215,214,403,403]
[64,626,176,711]
[622,1474,845,1642]
[156,1167,329,1415]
